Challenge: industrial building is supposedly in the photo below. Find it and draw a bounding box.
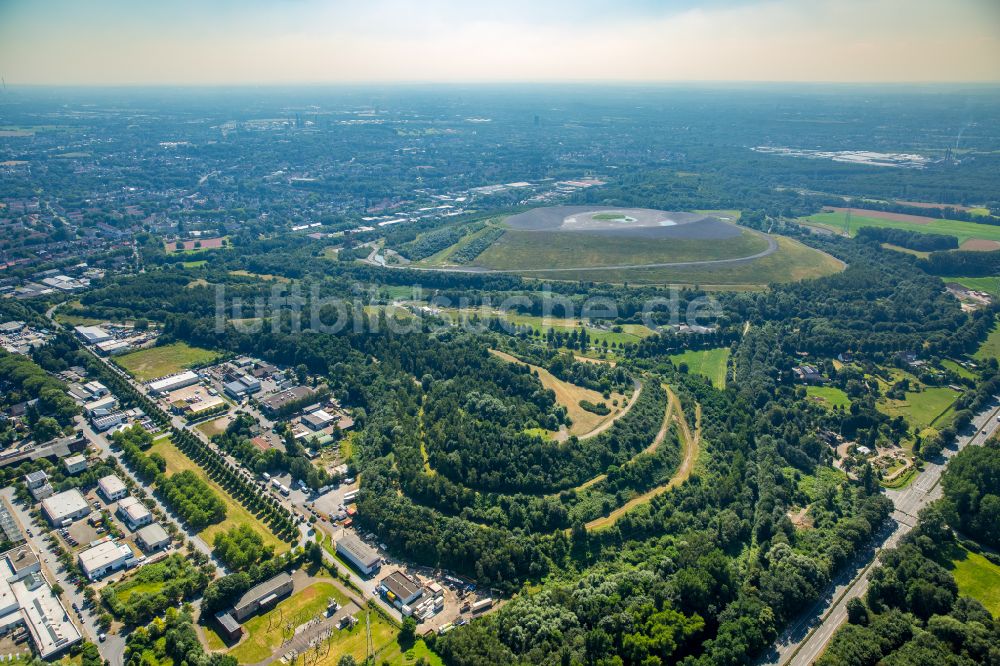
[214,572,293,641]
[83,395,118,416]
[74,325,111,345]
[135,523,170,552]
[379,571,423,606]
[117,497,153,530]
[78,540,135,581]
[98,475,128,501]
[40,489,90,526]
[259,386,315,415]
[146,370,200,396]
[336,533,381,575]
[0,545,81,659]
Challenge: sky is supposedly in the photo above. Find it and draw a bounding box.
[1,0,998,85]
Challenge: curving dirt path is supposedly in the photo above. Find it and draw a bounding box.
[585,391,701,531]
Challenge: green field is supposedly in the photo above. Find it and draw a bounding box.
[225,581,350,662]
[670,348,730,389]
[116,342,220,381]
[592,213,633,222]
[949,547,1000,617]
[801,211,1000,244]
[806,385,851,410]
[943,276,1000,298]
[879,385,961,430]
[148,437,287,553]
[941,359,976,381]
[498,235,844,287]
[974,320,1000,362]
[473,227,770,270]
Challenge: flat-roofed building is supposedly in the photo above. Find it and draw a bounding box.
[40,489,90,526]
[78,540,134,581]
[74,325,111,345]
[117,497,152,530]
[336,533,381,576]
[63,455,88,475]
[98,475,127,501]
[258,386,315,415]
[302,409,333,431]
[24,471,48,490]
[146,370,199,396]
[379,571,423,606]
[0,546,81,659]
[135,523,170,552]
[230,572,293,621]
[83,395,117,416]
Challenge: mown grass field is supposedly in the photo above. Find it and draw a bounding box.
[941,359,976,381]
[473,226,770,270]
[116,342,220,381]
[949,546,1000,617]
[490,350,627,436]
[513,235,844,287]
[148,437,287,553]
[879,385,961,431]
[801,210,1000,244]
[974,320,1000,361]
[670,348,730,389]
[805,385,851,410]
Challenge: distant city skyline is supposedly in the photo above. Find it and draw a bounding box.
[1,0,998,85]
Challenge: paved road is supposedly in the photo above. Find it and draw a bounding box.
[761,396,1000,666]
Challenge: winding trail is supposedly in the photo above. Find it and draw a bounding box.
[554,384,673,497]
[585,391,701,531]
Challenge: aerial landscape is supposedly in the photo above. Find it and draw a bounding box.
[0,1,999,666]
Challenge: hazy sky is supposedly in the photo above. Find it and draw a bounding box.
[1,0,998,85]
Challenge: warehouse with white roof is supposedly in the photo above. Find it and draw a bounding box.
[146,370,200,395]
[40,489,90,526]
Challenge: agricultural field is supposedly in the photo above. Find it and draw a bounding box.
[490,350,628,437]
[148,437,287,552]
[669,348,730,389]
[949,546,1000,617]
[116,342,220,381]
[805,385,851,410]
[800,209,1000,245]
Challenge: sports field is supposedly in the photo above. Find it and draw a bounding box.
[490,350,628,436]
[949,546,1000,616]
[670,348,729,389]
[148,437,287,553]
[116,342,220,381]
[801,210,1000,244]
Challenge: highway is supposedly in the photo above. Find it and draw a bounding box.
[761,396,1000,666]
